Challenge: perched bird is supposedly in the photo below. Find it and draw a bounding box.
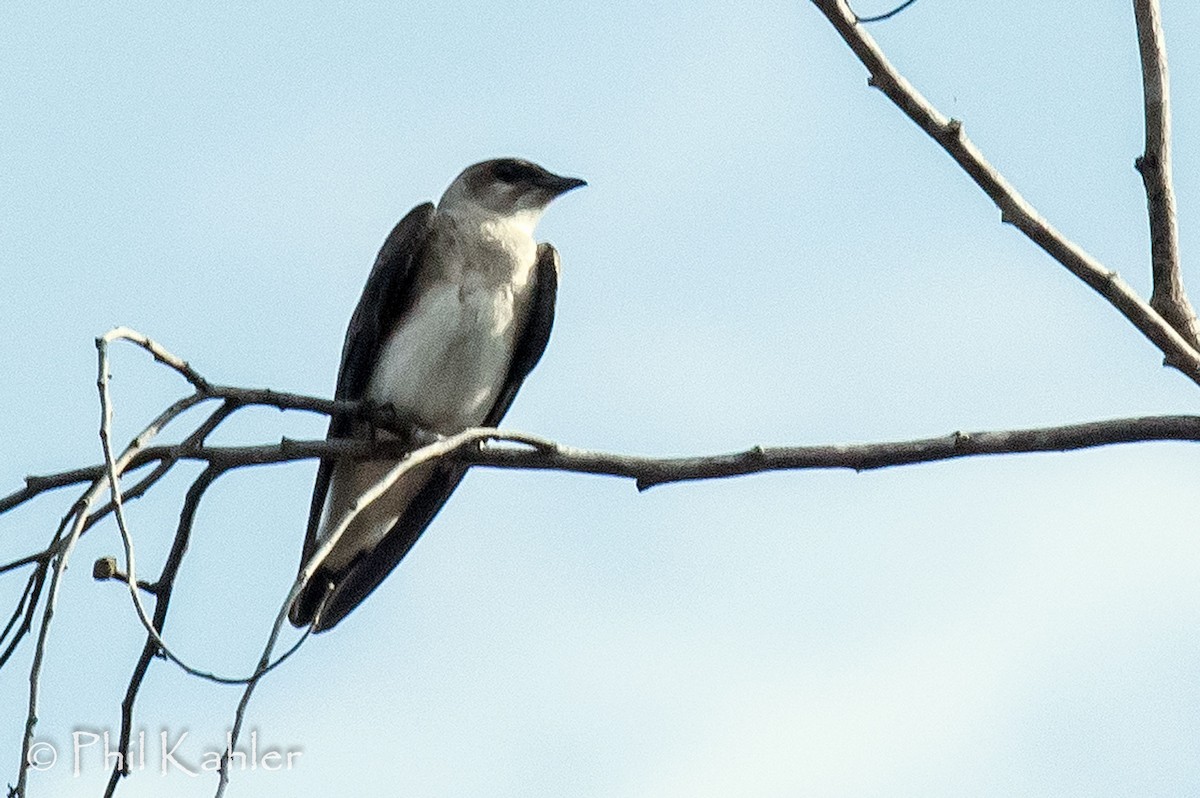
[289,158,585,631]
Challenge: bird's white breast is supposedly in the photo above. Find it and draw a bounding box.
[364,211,537,433]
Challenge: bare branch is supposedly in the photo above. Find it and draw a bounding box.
[470,417,1200,488]
[1132,0,1198,347]
[809,0,1200,382]
[5,416,1200,501]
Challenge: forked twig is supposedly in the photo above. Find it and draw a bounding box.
[810,0,1200,380]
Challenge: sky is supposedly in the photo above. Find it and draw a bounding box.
[3,1,1200,795]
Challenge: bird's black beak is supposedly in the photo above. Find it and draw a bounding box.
[538,172,587,196]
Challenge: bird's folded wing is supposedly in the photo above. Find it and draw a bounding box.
[289,202,436,627]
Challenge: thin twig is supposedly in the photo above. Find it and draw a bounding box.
[856,0,919,24]
[84,399,240,534]
[0,523,66,678]
[0,566,46,671]
[83,461,175,534]
[105,466,223,796]
[809,0,1200,382]
[0,550,53,578]
[15,501,91,795]
[0,570,38,651]
[103,326,210,391]
[1132,0,1197,347]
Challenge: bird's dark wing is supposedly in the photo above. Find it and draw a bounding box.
[290,203,435,626]
[308,242,561,631]
[482,243,560,427]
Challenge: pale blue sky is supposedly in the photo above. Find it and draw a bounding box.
[3,2,1200,796]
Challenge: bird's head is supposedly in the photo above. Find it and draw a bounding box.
[438,158,586,229]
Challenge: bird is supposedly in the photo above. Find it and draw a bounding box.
[288,158,585,631]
